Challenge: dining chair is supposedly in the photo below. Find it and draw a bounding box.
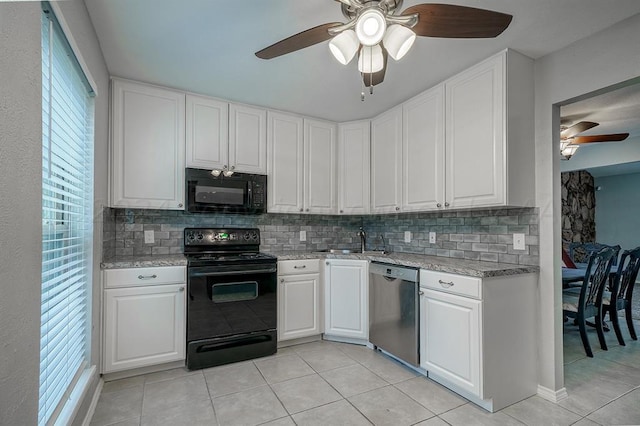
[562,246,617,357]
[602,247,640,346]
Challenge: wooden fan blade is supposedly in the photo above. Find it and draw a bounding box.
[256,22,342,59]
[571,133,630,144]
[402,4,512,38]
[561,121,599,139]
[362,48,388,87]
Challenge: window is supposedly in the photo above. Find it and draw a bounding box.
[40,2,95,425]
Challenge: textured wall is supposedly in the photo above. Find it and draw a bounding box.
[0,3,43,424]
[561,170,596,248]
[105,207,539,266]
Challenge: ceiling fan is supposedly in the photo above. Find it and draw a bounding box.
[560,121,629,159]
[255,1,513,91]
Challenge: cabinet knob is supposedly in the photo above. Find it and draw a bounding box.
[445,202,450,207]
[230,165,235,170]
[178,203,183,208]
[299,208,303,212]
[437,203,442,208]
[280,279,285,283]
[395,207,400,211]
[326,261,330,266]
[419,290,424,296]
[340,210,344,213]
[306,208,310,212]
[223,165,228,169]
[179,286,185,292]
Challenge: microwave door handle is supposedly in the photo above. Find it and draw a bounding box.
[247,183,253,206]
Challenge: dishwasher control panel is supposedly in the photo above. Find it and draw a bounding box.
[369,262,419,282]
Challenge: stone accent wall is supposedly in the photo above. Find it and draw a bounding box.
[104,207,539,266]
[561,170,596,248]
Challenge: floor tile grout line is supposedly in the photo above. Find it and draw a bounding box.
[201,368,220,426]
[578,384,640,420]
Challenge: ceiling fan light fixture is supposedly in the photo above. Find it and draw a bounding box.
[358,44,384,73]
[383,24,416,60]
[355,8,386,46]
[560,141,579,160]
[329,29,359,65]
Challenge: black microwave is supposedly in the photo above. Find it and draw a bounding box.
[185,168,267,214]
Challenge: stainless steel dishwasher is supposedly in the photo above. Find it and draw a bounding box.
[369,262,419,366]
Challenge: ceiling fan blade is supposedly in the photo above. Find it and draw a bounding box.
[256,22,342,59]
[561,121,599,139]
[571,133,630,144]
[402,4,512,38]
[362,48,388,87]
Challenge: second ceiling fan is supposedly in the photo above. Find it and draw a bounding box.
[255,0,513,90]
[560,121,629,159]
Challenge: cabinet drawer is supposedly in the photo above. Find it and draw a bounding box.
[104,266,186,289]
[278,259,320,275]
[420,270,481,299]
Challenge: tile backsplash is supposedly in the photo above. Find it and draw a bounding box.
[104,207,539,266]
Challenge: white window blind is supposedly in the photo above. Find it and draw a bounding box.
[40,3,95,425]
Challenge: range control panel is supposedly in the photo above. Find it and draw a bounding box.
[184,228,260,246]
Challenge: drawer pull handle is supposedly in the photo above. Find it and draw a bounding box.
[438,280,455,288]
[294,265,306,269]
[179,287,185,292]
[138,274,157,280]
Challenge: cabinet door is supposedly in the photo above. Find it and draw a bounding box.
[104,284,186,373]
[267,111,304,213]
[279,274,321,341]
[371,105,402,214]
[420,288,482,397]
[337,120,370,215]
[185,94,228,170]
[229,103,267,174]
[445,54,505,208]
[304,118,337,214]
[402,86,445,211]
[111,79,185,209]
[324,260,368,340]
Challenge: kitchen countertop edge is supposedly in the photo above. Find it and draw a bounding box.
[101,252,538,277]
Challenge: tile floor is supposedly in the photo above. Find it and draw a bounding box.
[91,319,640,426]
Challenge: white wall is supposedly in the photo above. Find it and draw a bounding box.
[534,12,640,397]
[0,1,109,424]
[595,172,640,251]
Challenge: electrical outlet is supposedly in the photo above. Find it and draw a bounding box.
[299,230,306,242]
[429,232,436,244]
[404,231,412,243]
[144,230,155,244]
[513,233,526,250]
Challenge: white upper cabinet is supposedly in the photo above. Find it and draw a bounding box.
[304,118,337,214]
[229,103,267,174]
[445,50,534,209]
[267,111,304,213]
[186,94,228,170]
[337,120,370,215]
[110,78,185,210]
[371,105,402,214]
[186,97,267,174]
[402,85,445,211]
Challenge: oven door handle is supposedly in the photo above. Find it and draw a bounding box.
[188,266,277,278]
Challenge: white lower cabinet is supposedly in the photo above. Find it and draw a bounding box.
[419,269,537,412]
[103,266,186,373]
[278,260,322,342]
[324,259,368,341]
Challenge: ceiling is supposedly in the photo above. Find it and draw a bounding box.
[84,0,640,122]
[560,81,640,176]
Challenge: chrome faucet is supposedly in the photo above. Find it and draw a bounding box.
[357,227,366,253]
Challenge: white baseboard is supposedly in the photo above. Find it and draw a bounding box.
[81,378,103,426]
[537,385,568,403]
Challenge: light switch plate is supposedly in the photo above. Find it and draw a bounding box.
[144,230,154,244]
[299,230,306,242]
[404,231,412,243]
[513,233,525,250]
[429,232,436,244]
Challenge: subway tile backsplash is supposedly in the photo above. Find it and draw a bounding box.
[103,207,539,266]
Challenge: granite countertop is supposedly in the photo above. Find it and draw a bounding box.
[101,251,538,277]
[101,254,188,269]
